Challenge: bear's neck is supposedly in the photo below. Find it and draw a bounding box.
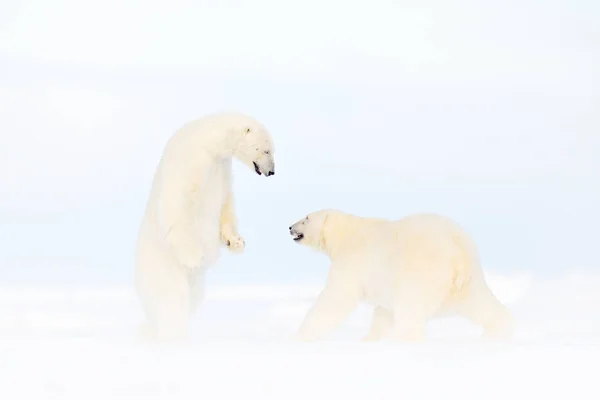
[322,213,389,260]
[189,125,238,159]
[321,214,363,260]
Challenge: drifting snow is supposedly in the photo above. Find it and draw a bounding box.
[0,271,599,399]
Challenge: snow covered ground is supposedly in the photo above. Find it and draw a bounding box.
[1,270,599,399]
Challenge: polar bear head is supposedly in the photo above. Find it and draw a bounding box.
[289,209,387,255]
[288,209,340,252]
[232,115,275,177]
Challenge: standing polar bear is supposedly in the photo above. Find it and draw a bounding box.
[289,209,514,342]
[135,112,275,341]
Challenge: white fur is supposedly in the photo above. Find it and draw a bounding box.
[134,112,275,341]
[289,209,514,342]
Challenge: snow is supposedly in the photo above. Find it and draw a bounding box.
[1,271,599,399]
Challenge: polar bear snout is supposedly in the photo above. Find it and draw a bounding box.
[252,160,275,177]
[289,224,305,242]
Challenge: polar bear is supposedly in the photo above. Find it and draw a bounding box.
[134,111,275,341]
[288,209,514,342]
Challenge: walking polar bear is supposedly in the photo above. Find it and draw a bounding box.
[135,112,275,341]
[289,209,514,342]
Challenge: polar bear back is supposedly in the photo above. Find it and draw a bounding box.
[346,213,480,309]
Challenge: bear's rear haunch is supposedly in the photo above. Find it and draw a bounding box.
[288,209,514,342]
[134,112,276,342]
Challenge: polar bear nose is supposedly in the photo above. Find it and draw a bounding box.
[267,170,275,176]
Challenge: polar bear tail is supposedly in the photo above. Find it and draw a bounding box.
[449,230,480,297]
[451,257,470,296]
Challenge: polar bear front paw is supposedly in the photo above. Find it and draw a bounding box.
[224,235,245,254]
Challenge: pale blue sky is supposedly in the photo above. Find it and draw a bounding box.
[0,0,598,286]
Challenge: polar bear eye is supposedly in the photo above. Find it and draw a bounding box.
[245,128,251,133]
[264,150,270,155]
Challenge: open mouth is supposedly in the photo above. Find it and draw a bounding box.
[293,233,304,242]
[253,162,262,175]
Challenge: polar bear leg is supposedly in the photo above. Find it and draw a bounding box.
[137,320,157,341]
[362,306,394,342]
[188,268,206,316]
[294,279,361,342]
[388,281,449,342]
[458,282,514,340]
[143,267,192,342]
[154,280,191,342]
[389,306,428,342]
